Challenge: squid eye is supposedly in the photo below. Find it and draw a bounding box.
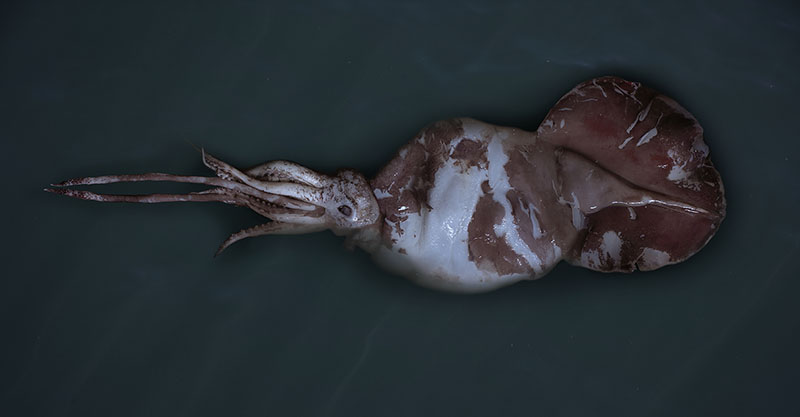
[337,205,353,217]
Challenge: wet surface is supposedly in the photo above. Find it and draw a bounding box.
[2,1,799,416]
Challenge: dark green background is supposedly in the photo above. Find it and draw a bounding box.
[3,1,799,416]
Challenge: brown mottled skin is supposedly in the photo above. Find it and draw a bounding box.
[371,76,725,276]
[369,119,469,246]
[468,180,529,275]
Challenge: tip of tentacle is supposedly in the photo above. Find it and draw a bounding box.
[50,176,112,187]
[200,148,216,171]
[200,148,219,170]
[43,188,90,200]
[213,226,249,257]
[44,187,65,195]
[214,233,239,257]
[49,179,77,187]
[213,225,256,257]
[183,139,202,154]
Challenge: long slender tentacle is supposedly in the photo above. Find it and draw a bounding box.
[215,222,327,256]
[47,152,342,256]
[245,160,328,187]
[197,188,325,220]
[53,173,226,187]
[43,188,243,204]
[50,173,318,211]
[202,151,325,203]
[263,211,327,225]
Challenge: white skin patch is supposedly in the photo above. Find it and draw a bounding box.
[591,79,607,97]
[666,148,701,191]
[569,192,586,230]
[602,231,623,263]
[486,134,544,273]
[692,135,709,157]
[376,160,492,291]
[373,188,393,199]
[373,120,536,292]
[667,149,690,181]
[551,243,562,262]
[618,136,633,149]
[639,247,671,270]
[636,127,658,147]
[581,231,622,269]
[627,99,653,134]
[636,113,664,147]
[611,81,642,105]
[518,199,545,239]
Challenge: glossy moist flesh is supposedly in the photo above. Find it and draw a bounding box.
[368,77,725,293]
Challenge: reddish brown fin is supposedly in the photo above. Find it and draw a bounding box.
[538,76,725,216]
[539,76,725,272]
[571,205,721,272]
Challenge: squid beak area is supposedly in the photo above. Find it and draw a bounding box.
[45,151,335,254]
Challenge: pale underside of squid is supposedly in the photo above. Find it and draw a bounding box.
[47,76,726,293]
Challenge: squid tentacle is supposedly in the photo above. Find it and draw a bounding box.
[245,160,328,188]
[215,222,328,256]
[202,151,326,204]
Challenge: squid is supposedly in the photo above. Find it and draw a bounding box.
[47,76,726,293]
